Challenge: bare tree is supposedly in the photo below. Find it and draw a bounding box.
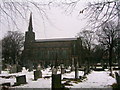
[0,0,55,31]
[77,30,95,51]
[77,30,95,71]
[59,0,120,29]
[85,0,120,29]
[2,31,24,65]
[97,21,118,75]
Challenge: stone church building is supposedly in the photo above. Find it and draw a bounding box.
[21,14,82,68]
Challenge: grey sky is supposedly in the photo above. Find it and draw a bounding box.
[0,0,101,40]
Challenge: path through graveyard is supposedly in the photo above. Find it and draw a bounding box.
[67,70,116,88]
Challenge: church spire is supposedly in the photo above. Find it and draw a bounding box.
[28,12,33,32]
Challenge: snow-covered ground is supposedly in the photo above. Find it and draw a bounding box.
[68,70,116,88]
[0,67,117,88]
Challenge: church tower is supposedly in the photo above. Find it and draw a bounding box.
[24,13,35,49]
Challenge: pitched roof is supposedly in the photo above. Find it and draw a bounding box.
[35,38,77,42]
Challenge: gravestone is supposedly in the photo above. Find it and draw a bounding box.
[75,62,79,79]
[52,67,57,75]
[84,67,86,76]
[34,70,42,80]
[10,65,17,73]
[61,64,65,74]
[28,63,33,72]
[16,75,27,85]
[37,64,41,71]
[71,58,75,71]
[17,64,22,72]
[52,74,61,89]
[115,72,120,85]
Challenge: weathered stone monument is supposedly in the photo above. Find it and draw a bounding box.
[16,64,22,72]
[9,64,22,73]
[16,75,27,85]
[52,74,61,89]
[115,72,120,86]
[71,58,75,71]
[52,67,57,75]
[34,70,42,80]
[10,64,17,73]
[75,61,79,79]
[61,64,65,74]
[37,64,41,71]
[84,67,87,76]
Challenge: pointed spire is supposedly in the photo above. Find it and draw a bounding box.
[28,12,33,32]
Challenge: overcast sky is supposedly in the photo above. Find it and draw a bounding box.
[0,0,101,40]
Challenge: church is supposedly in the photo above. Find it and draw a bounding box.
[21,14,82,68]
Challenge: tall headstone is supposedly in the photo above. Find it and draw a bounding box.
[10,64,17,73]
[37,64,41,71]
[52,67,57,75]
[34,70,42,80]
[52,74,61,89]
[84,67,87,76]
[115,72,120,86]
[61,64,65,74]
[75,61,79,79]
[17,64,22,72]
[71,58,75,71]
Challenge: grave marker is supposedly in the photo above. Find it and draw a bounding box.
[10,65,17,73]
[52,74,61,89]
[34,70,42,80]
[115,72,120,85]
[52,67,57,75]
[61,64,65,74]
[16,75,27,85]
[17,64,22,72]
[75,62,79,79]
[71,58,75,71]
[37,64,41,71]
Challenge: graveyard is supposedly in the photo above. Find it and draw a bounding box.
[1,0,120,90]
[0,64,119,89]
